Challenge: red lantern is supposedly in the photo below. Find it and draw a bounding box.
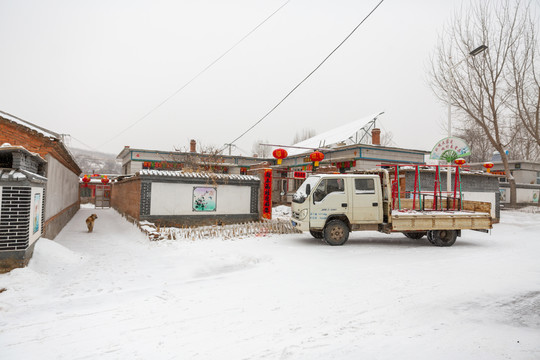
[454,158,466,167]
[483,162,494,173]
[310,151,324,167]
[82,175,90,187]
[101,175,109,185]
[272,148,288,165]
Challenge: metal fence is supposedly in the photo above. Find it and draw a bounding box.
[140,218,301,241]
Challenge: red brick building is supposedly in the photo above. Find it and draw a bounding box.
[0,110,81,239]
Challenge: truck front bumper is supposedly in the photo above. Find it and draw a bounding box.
[291,218,310,232]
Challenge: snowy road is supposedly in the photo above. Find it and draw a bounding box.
[1,207,539,359]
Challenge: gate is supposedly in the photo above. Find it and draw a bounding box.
[95,185,111,208]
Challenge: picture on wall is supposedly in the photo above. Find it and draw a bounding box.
[193,187,217,212]
[499,188,507,202]
[33,193,41,234]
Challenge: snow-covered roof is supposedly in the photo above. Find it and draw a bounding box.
[138,169,259,181]
[286,112,384,155]
[0,168,47,183]
[0,110,60,140]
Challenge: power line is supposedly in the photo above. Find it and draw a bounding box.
[222,0,386,152]
[98,0,290,149]
[68,135,96,151]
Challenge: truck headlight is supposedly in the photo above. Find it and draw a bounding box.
[299,209,308,220]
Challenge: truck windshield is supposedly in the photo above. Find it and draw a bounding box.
[292,176,320,204]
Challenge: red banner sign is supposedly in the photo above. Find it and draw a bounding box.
[262,169,272,219]
[293,171,306,179]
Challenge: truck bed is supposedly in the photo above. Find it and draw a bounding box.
[390,210,493,232]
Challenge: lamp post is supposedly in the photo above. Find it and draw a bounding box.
[446,44,488,192]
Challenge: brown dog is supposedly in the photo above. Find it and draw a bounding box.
[86,214,98,232]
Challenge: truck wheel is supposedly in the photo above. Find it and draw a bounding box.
[427,231,436,245]
[323,220,349,246]
[429,230,457,247]
[309,230,324,239]
[403,231,427,240]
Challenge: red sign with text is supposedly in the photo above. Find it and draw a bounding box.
[293,171,307,179]
[262,169,272,219]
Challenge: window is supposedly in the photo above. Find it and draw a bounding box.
[294,179,304,191]
[355,178,375,194]
[313,178,344,202]
[537,171,540,185]
[80,187,92,197]
[498,177,508,183]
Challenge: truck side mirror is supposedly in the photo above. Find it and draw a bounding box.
[306,184,311,196]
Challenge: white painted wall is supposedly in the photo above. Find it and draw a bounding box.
[462,192,496,218]
[130,161,142,174]
[45,155,80,221]
[150,182,252,215]
[516,188,539,204]
[499,187,540,204]
[29,187,43,245]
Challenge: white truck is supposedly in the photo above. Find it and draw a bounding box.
[290,170,493,246]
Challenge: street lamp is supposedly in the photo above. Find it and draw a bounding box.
[446,44,488,192]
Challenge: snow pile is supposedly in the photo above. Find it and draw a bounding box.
[272,205,292,220]
[514,206,540,214]
[30,239,84,273]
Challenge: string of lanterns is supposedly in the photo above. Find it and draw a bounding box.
[272,148,325,168]
[82,174,110,186]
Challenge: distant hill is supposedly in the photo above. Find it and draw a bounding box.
[70,147,121,175]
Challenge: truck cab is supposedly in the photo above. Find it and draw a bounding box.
[291,174,384,245]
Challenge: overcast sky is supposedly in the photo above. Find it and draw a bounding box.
[1,0,472,156]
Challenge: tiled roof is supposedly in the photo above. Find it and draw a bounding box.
[138,169,259,181]
[0,143,47,164]
[0,168,47,183]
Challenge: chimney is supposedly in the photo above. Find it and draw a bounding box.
[371,128,381,145]
[190,139,196,153]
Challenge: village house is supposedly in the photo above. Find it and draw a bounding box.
[0,110,81,240]
[116,140,263,176]
[469,160,540,205]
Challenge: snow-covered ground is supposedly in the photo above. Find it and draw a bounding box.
[1,207,539,359]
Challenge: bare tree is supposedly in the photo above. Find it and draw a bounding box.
[291,128,316,144]
[380,130,395,147]
[429,0,537,206]
[454,120,494,162]
[508,7,540,148]
[251,139,270,157]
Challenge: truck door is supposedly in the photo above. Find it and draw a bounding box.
[352,177,383,223]
[310,178,349,229]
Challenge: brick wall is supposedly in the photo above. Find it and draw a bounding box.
[0,186,31,251]
[111,178,141,220]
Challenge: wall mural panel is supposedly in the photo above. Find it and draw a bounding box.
[193,187,217,212]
